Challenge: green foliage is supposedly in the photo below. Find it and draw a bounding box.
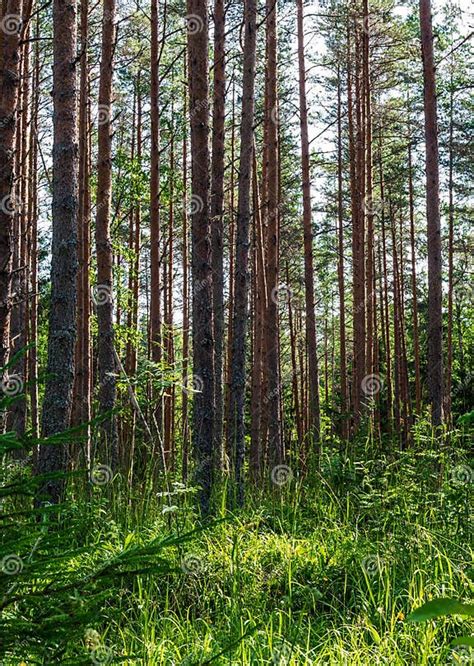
[2,411,472,663]
[0,411,206,664]
[407,598,474,622]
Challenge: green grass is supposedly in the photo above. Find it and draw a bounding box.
[1,436,473,664]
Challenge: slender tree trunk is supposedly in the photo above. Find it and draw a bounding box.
[264,0,282,467]
[407,123,421,415]
[363,0,374,385]
[419,0,443,426]
[336,63,348,438]
[353,20,366,426]
[72,0,91,460]
[187,0,214,514]
[249,148,267,479]
[445,77,454,423]
[0,0,23,373]
[36,0,78,503]
[223,84,236,463]
[125,85,137,379]
[8,22,29,437]
[287,266,302,446]
[227,0,257,505]
[397,211,411,444]
[95,0,117,466]
[125,82,141,477]
[181,58,190,482]
[210,0,226,466]
[164,119,175,467]
[378,139,392,429]
[389,198,401,440]
[297,0,320,447]
[346,24,360,428]
[150,0,162,423]
[28,24,39,438]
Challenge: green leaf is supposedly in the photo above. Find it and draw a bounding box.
[407,598,474,622]
[452,636,474,647]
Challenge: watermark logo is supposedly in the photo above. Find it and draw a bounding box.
[362,195,386,218]
[92,284,113,306]
[90,464,113,486]
[1,373,24,396]
[271,464,293,487]
[271,284,293,306]
[91,645,113,665]
[1,14,22,35]
[361,373,383,396]
[97,104,111,126]
[0,194,15,216]
[1,554,23,575]
[182,374,204,395]
[181,552,204,575]
[451,464,473,486]
[362,554,382,577]
[270,105,279,126]
[184,14,204,34]
[188,194,204,215]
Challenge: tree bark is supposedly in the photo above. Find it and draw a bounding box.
[407,123,421,415]
[210,0,225,466]
[297,0,320,447]
[150,0,162,417]
[94,0,117,466]
[227,0,257,505]
[36,0,78,503]
[419,0,443,426]
[336,64,348,438]
[181,57,190,482]
[249,148,266,479]
[187,0,214,514]
[264,0,282,467]
[72,0,91,460]
[0,0,23,372]
[445,77,454,423]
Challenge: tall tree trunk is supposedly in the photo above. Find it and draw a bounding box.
[210,0,225,466]
[264,0,282,467]
[0,0,23,373]
[223,82,236,465]
[445,77,454,423]
[187,0,214,514]
[150,0,162,424]
[378,138,393,429]
[352,20,366,426]
[124,82,141,477]
[72,0,91,461]
[95,0,117,466]
[407,122,421,415]
[297,0,320,446]
[28,23,40,438]
[249,148,267,479]
[36,0,78,503]
[181,57,190,482]
[419,0,443,426]
[286,264,302,446]
[336,64,348,437]
[346,24,361,428]
[227,0,257,505]
[164,119,175,467]
[363,0,374,385]
[8,21,29,437]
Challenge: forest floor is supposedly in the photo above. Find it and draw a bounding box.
[1,430,473,665]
